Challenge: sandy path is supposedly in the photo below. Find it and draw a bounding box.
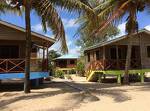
[0,77,150,111]
[0,81,87,111]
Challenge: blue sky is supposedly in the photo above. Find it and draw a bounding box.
[0,8,150,55]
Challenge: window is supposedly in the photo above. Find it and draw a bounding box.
[96,51,100,60]
[147,46,150,57]
[110,47,117,59]
[70,60,75,64]
[118,45,127,59]
[87,53,90,62]
[0,45,19,58]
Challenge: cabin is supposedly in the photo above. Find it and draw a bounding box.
[84,29,150,83]
[0,20,55,83]
[54,54,78,74]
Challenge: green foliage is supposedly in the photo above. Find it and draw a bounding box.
[69,69,76,74]
[48,50,61,75]
[76,61,85,76]
[7,0,95,54]
[92,0,149,34]
[75,0,119,52]
[49,50,61,61]
[55,70,65,79]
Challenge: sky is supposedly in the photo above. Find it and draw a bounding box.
[0,8,150,56]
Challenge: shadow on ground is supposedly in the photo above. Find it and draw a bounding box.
[0,79,149,111]
[67,80,150,103]
[0,80,99,111]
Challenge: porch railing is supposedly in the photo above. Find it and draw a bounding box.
[0,58,48,73]
[86,59,141,71]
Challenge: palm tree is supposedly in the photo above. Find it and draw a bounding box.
[6,0,32,93]
[75,0,119,52]
[91,0,149,84]
[24,0,31,93]
[7,0,95,93]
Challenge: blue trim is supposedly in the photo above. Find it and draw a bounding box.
[0,72,49,80]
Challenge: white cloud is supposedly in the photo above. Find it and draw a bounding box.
[49,42,60,51]
[62,18,79,29]
[49,34,81,56]
[69,46,81,56]
[145,25,150,31]
[31,24,43,32]
[31,23,50,32]
[118,22,126,36]
[49,43,81,56]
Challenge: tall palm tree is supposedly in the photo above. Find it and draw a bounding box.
[76,0,119,52]
[6,0,32,93]
[7,0,95,93]
[24,0,31,93]
[91,0,149,84]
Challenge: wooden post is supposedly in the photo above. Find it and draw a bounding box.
[98,73,102,83]
[103,46,106,70]
[46,46,49,71]
[140,73,144,83]
[117,74,121,84]
[42,46,45,71]
[116,45,119,69]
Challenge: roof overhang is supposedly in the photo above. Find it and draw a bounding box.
[0,20,56,47]
[84,29,150,52]
[54,55,78,60]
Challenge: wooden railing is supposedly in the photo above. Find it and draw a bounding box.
[86,59,141,77]
[0,58,48,73]
[86,59,141,72]
[0,59,25,73]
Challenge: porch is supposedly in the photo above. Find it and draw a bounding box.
[0,58,48,73]
[86,45,142,70]
[85,45,148,83]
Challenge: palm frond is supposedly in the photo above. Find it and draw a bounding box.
[32,0,68,54]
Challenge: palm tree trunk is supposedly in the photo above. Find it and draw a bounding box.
[123,36,132,84]
[24,0,31,93]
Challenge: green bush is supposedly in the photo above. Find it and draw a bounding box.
[55,70,65,79]
[69,69,76,74]
[76,61,85,77]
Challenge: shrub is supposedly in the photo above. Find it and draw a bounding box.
[69,69,76,74]
[76,61,85,77]
[55,70,65,79]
